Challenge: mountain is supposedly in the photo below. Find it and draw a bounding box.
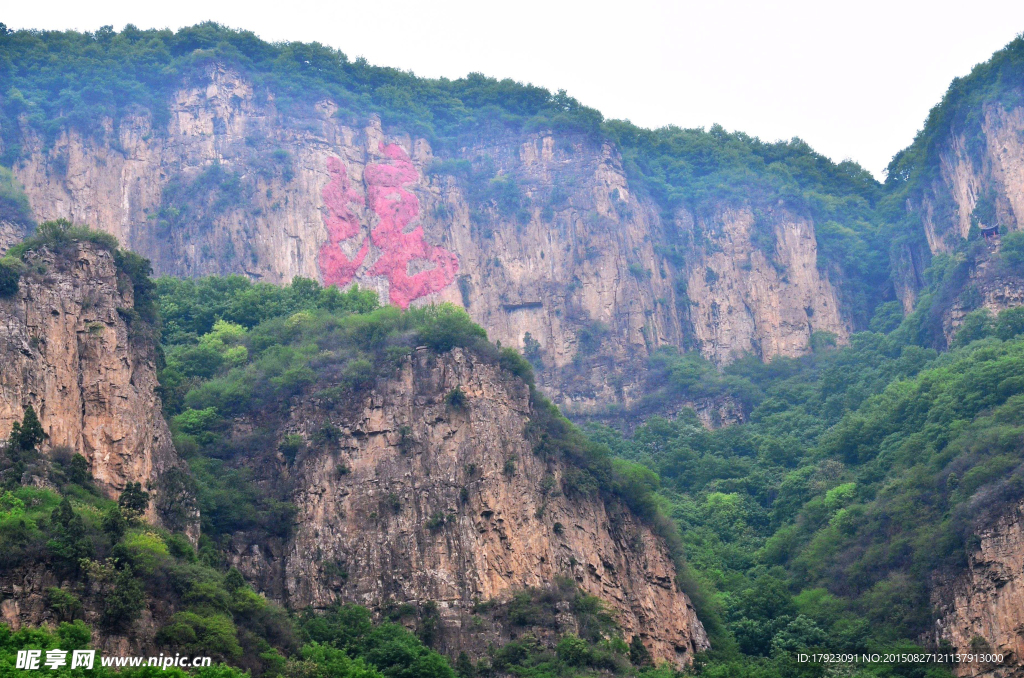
[5,20,1024,678]
[0,23,890,417]
[0,230,707,673]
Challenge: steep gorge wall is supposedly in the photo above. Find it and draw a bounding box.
[225,348,709,666]
[932,501,1024,678]
[895,100,1024,311]
[0,243,186,524]
[8,67,850,413]
[920,103,1024,255]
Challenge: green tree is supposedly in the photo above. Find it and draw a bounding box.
[11,405,45,451]
[46,497,92,571]
[628,635,653,667]
[104,566,146,629]
[66,454,90,485]
[0,259,19,297]
[118,481,151,521]
[102,505,127,542]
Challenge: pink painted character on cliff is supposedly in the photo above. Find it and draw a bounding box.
[318,157,368,288]
[317,144,458,309]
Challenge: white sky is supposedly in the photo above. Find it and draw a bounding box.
[5,0,1024,179]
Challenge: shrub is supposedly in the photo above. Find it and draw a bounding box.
[628,635,653,667]
[444,387,468,409]
[166,533,197,562]
[556,634,590,666]
[113,530,170,575]
[809,330,838,352]
[46,587,82,621]
[996,306,1024,340]
[1000,231,1024,272]
[953,308,995,347]
[0,258,20,297]
[498,347,535,386]
[414,303,488,352]
[278,434,306,463]
[159,611,243,660]
[7,219,118,259]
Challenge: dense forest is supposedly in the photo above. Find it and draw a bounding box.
[589,235,1024,676]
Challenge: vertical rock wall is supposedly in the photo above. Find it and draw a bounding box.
[10,67,851,412]
[0,243,185,523]
[227,348,709,666]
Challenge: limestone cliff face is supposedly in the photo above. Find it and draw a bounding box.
[9,67,851,412]
[0,243,185,524]
[920,104,1024,254]
[0,220,29,254]
[681,207,848,363]
[226,347,708,666]
[893,100,1024,312]
[932,501,1024,678]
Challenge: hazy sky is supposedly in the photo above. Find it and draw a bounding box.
[6,0,1024,179]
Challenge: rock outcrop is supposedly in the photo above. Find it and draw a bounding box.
[933,501,1024,678]
[941,242,1024,344]
[920,104,1024,254]
[681,207,848,363]
[0,242,186,525]
[227,347,709,666]
[895,98,1024,311]
[9,67,851,413]
[0,564,165,657]
[0,220,29,254]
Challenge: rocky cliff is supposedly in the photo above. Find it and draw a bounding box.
[940,240,1024,344]
[918,103,1024,255]
[0,220,28,254]
[0,563,167,658]
[8,67,850,413]
[0,242,186,525]
[932,501,1024,678]
[891,81,1024,311]
[224,347,708,666]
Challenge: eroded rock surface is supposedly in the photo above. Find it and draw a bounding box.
[11,67,851,412]
[933,501,1024,677]
[0,243,185,523]
[229,348,709,666]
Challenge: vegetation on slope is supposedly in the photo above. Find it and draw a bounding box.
[0,165,34,227]
[151,242,1022,678]
[1,232,675,678]
[0,421,659,678]
[578,246,1024,677]
[153,273,671,555]
[3,23,1024,678]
